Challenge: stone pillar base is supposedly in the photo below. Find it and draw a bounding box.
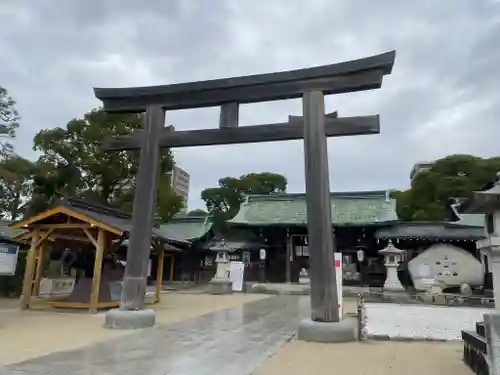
[297,317,356,343]
[208,279,233,295]
[382,285,406,293]
[103,308,156,329]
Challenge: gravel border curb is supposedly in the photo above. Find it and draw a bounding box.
[367,334,459,343]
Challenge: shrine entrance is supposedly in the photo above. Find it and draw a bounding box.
[94,50,396,328]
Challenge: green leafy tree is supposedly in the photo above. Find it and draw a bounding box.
[0,87,20,158]
[24,160,80,216]
[395,154,500,221]
[28,108,182,219]
[201,172,287,225]
[0,154,34,219]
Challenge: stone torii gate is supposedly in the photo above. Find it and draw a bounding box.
[95,51,395,342]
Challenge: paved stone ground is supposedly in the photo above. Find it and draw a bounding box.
[1,296,309,375]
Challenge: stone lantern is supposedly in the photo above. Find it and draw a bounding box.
[378,240,405,291]
[207,239,234,295]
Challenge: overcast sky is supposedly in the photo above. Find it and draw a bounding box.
[1,0,499,210]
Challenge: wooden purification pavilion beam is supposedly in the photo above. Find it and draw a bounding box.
[94,51,395,112]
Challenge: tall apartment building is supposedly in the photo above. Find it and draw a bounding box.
[409,161,435,182]
[168,165,190,212]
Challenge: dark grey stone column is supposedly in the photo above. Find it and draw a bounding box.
[104,105,165,329]
[121,105,164,309]
[298,91,354,342]
[302,90,339,323]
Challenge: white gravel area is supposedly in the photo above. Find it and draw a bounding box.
[365,302,494,340]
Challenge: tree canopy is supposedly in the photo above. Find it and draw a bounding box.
[394,154,500,221]
[0,155,34,220]
[201,172,287,225]
[0,108,183,220]
[0,86,19,157]
[28,108,183,218]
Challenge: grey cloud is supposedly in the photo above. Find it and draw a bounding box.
[1,0,499,211]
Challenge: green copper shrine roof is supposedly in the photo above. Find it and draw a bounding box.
[0,220,27,239]
[156,215,213,242]
[450,203,484,227]
[228,190,398,226]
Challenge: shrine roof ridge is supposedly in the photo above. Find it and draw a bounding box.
[94,51,396,112]
[229,190,398,226]
[240,189,394,202]
[157,214,213,242]
[58,196,132,220]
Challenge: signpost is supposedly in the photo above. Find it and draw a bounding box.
[334,253,343,318]
[0,243,19,276]
[95,51,395,337]
[229,261,245,292]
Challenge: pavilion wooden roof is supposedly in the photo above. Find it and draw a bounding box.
[10,197,190,248]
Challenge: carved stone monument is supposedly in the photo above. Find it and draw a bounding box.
[378,240,405,292]
[94,51,396,334]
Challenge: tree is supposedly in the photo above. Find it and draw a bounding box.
[0,87,20,158]
[394,154,500,221]
[24,160,81,216]
[201,172,287,224]
[0,154,34,219]
[28,108,182,219]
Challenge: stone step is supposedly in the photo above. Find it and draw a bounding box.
[462,330,487,354]
[462,330,489,375]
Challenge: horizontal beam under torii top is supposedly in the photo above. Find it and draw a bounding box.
[104,113,380,150]
[94,51,396,113]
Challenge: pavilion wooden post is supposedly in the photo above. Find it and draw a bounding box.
[33,245,45,296]
[155,249,165,303]
[90,229,106,313]
[21,229,40,309]
[170,254,175,282]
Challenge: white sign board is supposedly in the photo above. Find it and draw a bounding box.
[229,261,245,292]
[0,243,19,276]
[334,252,343,318]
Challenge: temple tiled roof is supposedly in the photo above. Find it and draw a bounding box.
[156,215,213,242]
[375,222,485,241]
[450,203,484,227]
[10,197,191,246]
[228,190,398,226]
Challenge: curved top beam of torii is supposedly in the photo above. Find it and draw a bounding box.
[94,51,396,113]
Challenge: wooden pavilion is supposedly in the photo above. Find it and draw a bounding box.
[10,197,189,312]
